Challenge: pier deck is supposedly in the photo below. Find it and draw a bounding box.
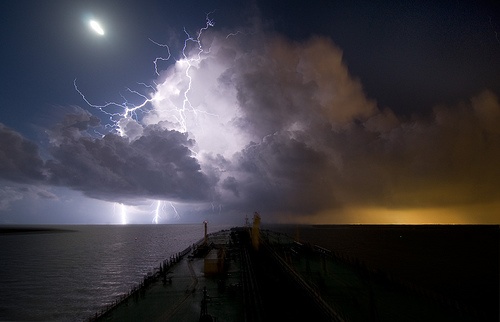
[92,227,477,322]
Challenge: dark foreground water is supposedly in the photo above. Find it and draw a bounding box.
[0,224,498,321]
[0,224,229,321]
[268,224,499,319]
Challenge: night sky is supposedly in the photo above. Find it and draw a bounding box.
[0,0,499,224]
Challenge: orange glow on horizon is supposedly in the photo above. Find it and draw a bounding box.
[273,201,500,225]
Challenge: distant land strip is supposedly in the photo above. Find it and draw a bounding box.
[0,227,77,235]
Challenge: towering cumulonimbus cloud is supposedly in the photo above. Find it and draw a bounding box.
[0,30,499,222]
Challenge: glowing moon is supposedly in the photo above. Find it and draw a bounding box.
[89,20,105,36]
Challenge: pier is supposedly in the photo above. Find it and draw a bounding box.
[88,225,480,321]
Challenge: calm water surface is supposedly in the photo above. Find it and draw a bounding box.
[0,224,228,321]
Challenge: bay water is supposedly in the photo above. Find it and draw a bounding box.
[0,224,228,321]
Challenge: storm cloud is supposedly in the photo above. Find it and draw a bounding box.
[0,124,46,183]
[0,32,499,222]
[45,108,211,203]
[0,184,57,211]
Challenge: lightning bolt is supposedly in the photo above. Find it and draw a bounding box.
[113,203,128,225]
[225,30,249,39]
[74,12,217,134]
[73,79,155,135]
[169,202,180,220]
[168,12,218,132]
[149,38,171,76]
[152,200,166,224]
[74,12,228,224]
[211,202,222,214]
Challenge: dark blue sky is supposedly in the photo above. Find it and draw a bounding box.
[0,0,251,137]
[0,0,499,224]
[259,0,500,114]
[2,0,498,135]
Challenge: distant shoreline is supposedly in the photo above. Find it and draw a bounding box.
[0,227,77,235]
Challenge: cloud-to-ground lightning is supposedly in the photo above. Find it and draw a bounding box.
[169,202,180,220]
[89,20,105,36]
[75,13,222,224]
[152,200,165,224]
[1,2,498,226]
[116,203,127,225]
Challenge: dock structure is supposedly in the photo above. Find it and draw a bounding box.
[89,226,477,322]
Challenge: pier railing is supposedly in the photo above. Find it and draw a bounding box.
[85,235,211,322]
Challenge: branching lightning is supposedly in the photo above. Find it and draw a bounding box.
[74,12,217,134]
[169,202,180,220]
[73,79,154,134]
[166,12,218,132]
[151,201,180,223]
[75,13,222,224]
[149,38,171,76]
[152,200,165,224]
[211,202,222,214]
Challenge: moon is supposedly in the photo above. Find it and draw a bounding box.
[89,20,105,36]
